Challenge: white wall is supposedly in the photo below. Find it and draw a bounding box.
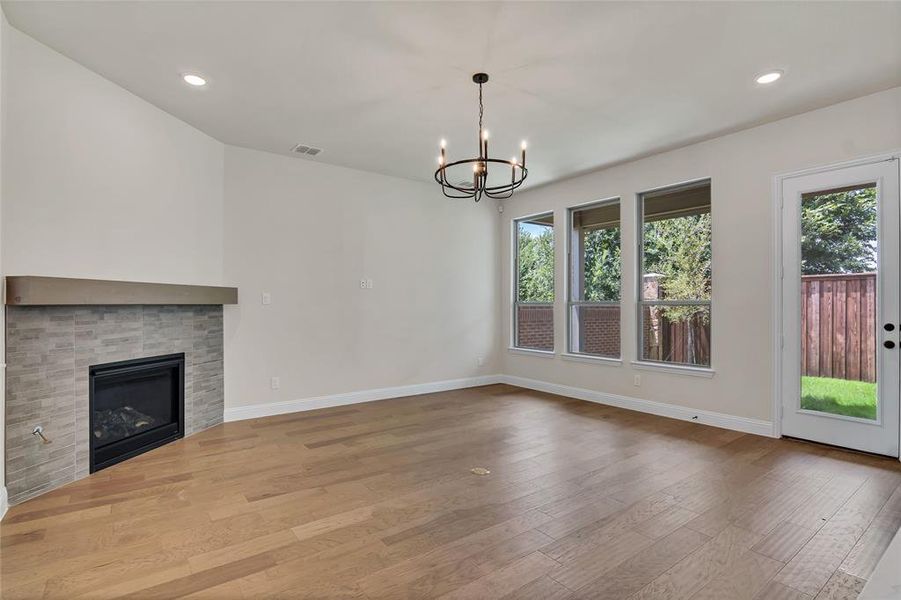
[1,27,224,285]
[1,10,8,518]
[223,145,499,409]
[501,86,901,424]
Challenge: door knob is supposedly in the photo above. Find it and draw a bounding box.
[884,340,896,349]
[885,323,896,332]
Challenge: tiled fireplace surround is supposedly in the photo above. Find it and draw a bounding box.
[5,305,225,505]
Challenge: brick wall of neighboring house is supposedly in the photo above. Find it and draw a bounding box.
[516,305,554,351]
[576,305,620,357]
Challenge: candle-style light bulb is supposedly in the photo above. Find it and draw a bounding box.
[440,138,447,149]
[520,140,527,168]
[438,155,444,165]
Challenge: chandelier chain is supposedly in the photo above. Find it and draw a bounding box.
[478,82,483,142]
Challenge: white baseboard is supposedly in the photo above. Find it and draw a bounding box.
[224,372,774,439]
[498,374,776,438]
[1,486,8,521]
[224,374,503,422]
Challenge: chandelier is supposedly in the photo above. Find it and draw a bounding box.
[434,73,527,202]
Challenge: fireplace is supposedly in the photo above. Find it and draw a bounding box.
[89,353,186,472]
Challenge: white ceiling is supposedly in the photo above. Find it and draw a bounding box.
[4,1,901,189]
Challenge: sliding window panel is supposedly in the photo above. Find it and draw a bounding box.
[640,303,711,366]
[514,213,555,351]
[568,200,621,358]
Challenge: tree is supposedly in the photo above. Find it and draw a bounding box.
[801,187,876,275]
[517,226,554,302]
[583,226,621,301]
[643,213,712,322]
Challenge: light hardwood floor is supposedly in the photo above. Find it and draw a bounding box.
[2,384,900,599]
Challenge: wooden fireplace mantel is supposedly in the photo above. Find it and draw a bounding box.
[4,276,238,306]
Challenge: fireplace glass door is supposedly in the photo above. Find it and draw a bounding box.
[89,353,185,471]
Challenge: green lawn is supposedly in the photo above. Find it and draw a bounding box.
[801,376,877,420]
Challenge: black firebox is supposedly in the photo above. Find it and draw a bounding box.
[89,353,185,472]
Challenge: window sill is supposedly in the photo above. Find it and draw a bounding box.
[508,347,556,359]
[630,361,715,378]
[560,353,622,366]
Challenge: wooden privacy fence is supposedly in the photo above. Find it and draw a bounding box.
[802,273,876,382]
[643,308,711,366]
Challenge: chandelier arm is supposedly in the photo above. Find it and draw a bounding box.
[485,177,527,194]
[436,175,475,198]
[434,172,476,198]
[439,184,476,198]
[439,158,527,171]
[442,187,475,200]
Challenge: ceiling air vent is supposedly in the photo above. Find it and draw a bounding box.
[291,143,323,156]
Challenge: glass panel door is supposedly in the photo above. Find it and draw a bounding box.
[782,159,900,457]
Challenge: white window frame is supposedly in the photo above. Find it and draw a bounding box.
[635,178,713,371]
[566,197,622,361]
[512,212,556,353]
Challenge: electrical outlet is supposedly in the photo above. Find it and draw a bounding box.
[270,377,280,390]
[633,374,641,387]
[261,292,272,305]
[366,279,373,289]
[360,279,367,289]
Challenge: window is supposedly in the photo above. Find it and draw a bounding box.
[568,200,621,358]
[638,180,711,367]
[514,213,554,351]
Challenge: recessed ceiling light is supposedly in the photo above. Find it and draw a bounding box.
[182,73,207,87]
[756,70,783,85]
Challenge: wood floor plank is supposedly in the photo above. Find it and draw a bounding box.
[838,508,901,580]
[572,526,710,599]
[628,524,762,600]
[753,521,818,563]
[500,574,573,600]
[547,528,654,590]
[755,581,814,600]
[435,551,559,599]
[689,549,783,600]
[813,570,866,600]
[1,384,899,600]
[772,474,899,597]
[634,506,700,540]
[786,475,866,532]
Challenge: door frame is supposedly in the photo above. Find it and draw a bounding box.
[773,151,901,460]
